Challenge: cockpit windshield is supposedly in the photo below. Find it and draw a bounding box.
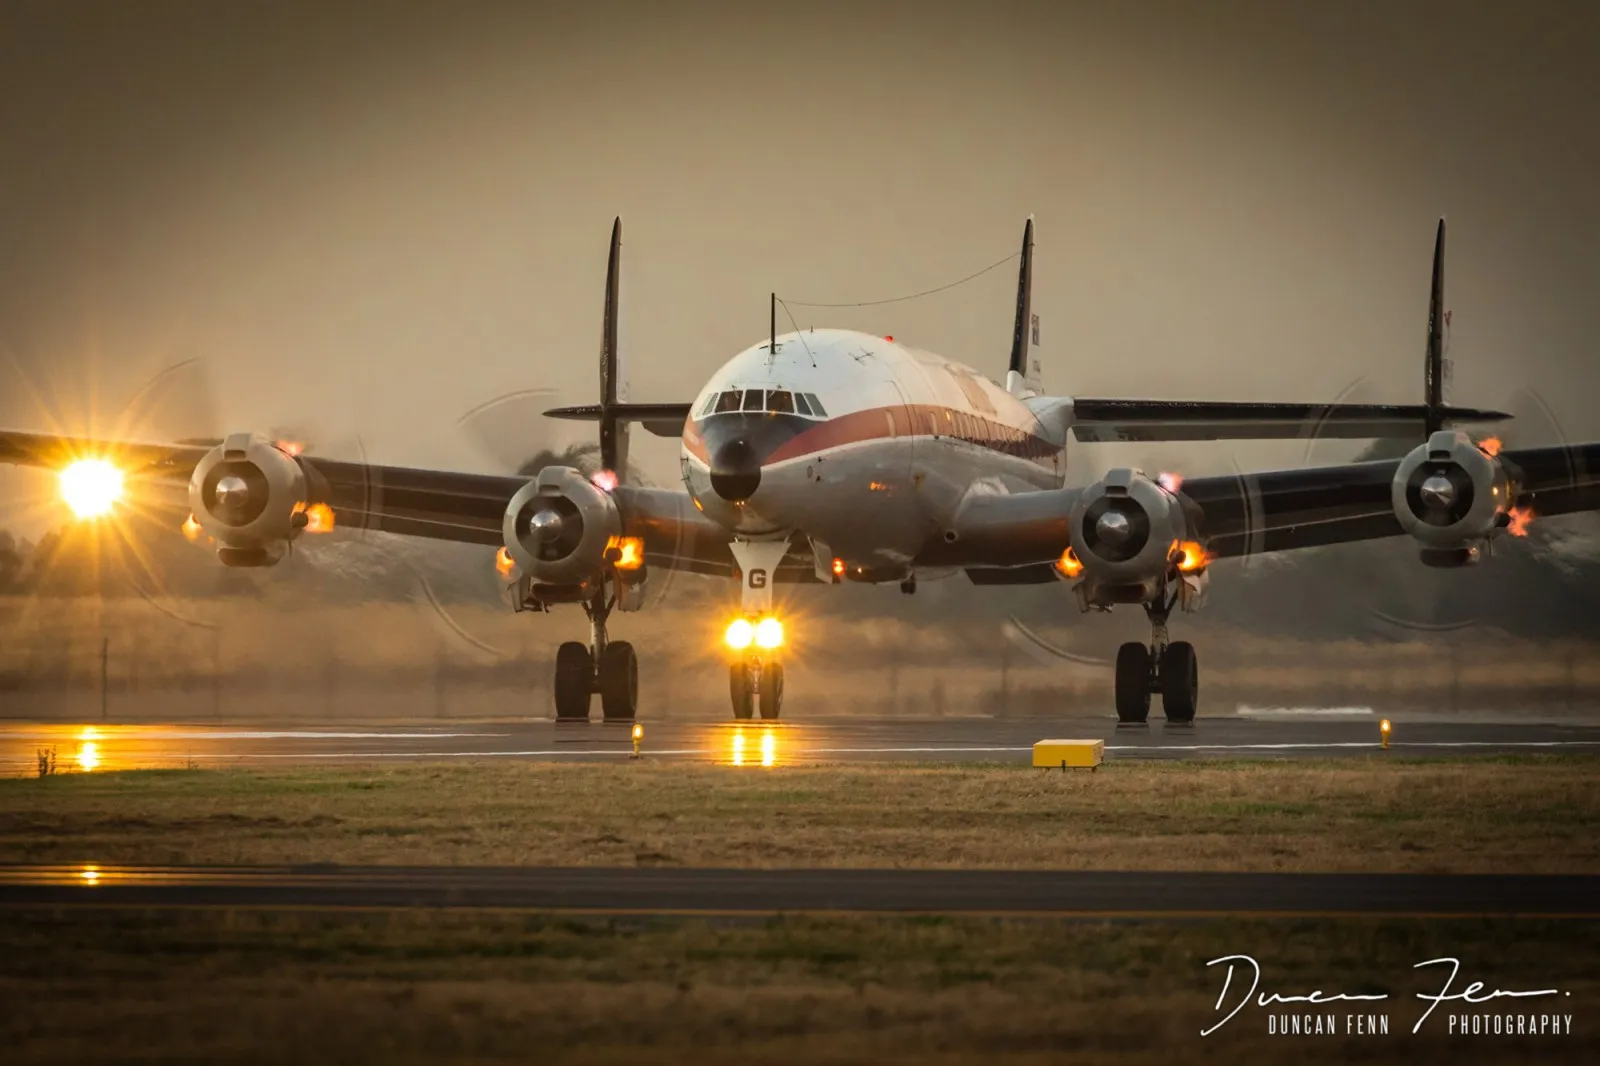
[700,387,828,420]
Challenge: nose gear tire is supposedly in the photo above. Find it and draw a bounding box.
[729,662,754,720]
[758,662,784,720]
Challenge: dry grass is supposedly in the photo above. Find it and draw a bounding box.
[1,909,1594,1064]
[2,756,1596,872]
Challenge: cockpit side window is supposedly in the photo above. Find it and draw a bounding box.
[694,395,715,418]
[793,393,814,416]
[766,390,794,414]
[713,390,743,414]
[741,388,766,412]
[803,393,828,417]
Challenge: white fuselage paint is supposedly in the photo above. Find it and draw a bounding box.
[680,329,1064,571]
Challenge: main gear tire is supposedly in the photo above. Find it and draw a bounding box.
[1160,641,1198,723]
[1114,642,1151,724]
[598,640,639,721]
[554,641,594,721]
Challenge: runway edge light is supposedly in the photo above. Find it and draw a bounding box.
[1033,739,1104,771]
[631,722,643,759]
[1380,719,1392,749]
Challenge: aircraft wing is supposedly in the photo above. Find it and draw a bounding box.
[937,439,1600,582]
[0,430,211,481]
[1184,440,1600,559]
[0,429,744,574]
[1066,400,1511,442]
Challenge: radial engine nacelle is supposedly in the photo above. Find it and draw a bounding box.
[187,433,313,567]
[1392,430,1518,567]
[1066,468,1207,608]
[502,466,624,591]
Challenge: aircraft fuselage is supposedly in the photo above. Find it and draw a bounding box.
[680,328,1063,574]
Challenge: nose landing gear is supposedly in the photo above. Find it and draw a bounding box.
[1113,591,1198,725]
[730,657,784,720]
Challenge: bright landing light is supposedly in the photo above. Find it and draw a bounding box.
[725,618,755,650]
[754,617,783,649]
[59,459,125,519]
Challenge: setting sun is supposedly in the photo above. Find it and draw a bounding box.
[58,458,124,519]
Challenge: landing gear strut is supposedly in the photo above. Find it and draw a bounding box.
[725,538,791,722]
[553,584,638,722]
[1114,589,1198,725]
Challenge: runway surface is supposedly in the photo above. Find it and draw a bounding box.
[4,712,1599,774]
[2,864,1595,916]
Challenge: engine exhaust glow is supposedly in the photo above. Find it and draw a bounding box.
[605,535,645,571]
[1054,546,1083,578]
[495,546,516,577]
[1479,437,1503,457]
[591,468,619,493]
[181,514,203,542]
[275,440,305,457]
[303,503,335,533]
[1507,505,1535,537]
[1157,471,1183,494]
[59,458,124,519]
[1174,540,1209,573]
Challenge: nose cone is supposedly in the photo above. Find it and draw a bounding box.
[710,437,762,502]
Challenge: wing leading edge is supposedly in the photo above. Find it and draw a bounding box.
[1066,400,1510,443]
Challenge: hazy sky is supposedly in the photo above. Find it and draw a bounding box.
[2,0,1597,532]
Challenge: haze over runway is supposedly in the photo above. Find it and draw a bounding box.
[5,713,1599,776]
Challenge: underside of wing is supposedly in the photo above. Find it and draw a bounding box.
[544,402,694,439]
[1067,400,1510,442]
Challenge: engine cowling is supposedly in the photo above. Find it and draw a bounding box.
[1067,468,1203,606]
[502,466,623,589]
[1392,430,1515,566]
[187,433,309,567]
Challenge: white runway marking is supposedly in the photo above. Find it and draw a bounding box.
[1235,706,1374,717]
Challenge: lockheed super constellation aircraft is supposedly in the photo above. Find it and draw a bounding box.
[4,218,1597,723]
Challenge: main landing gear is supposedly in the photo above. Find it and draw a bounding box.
[553,587,638,722]
[1114,590,1198,725]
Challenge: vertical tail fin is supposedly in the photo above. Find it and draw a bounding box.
[597,216,629,478]
[1006,216,1041,396]
[1424,217,1448,436]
